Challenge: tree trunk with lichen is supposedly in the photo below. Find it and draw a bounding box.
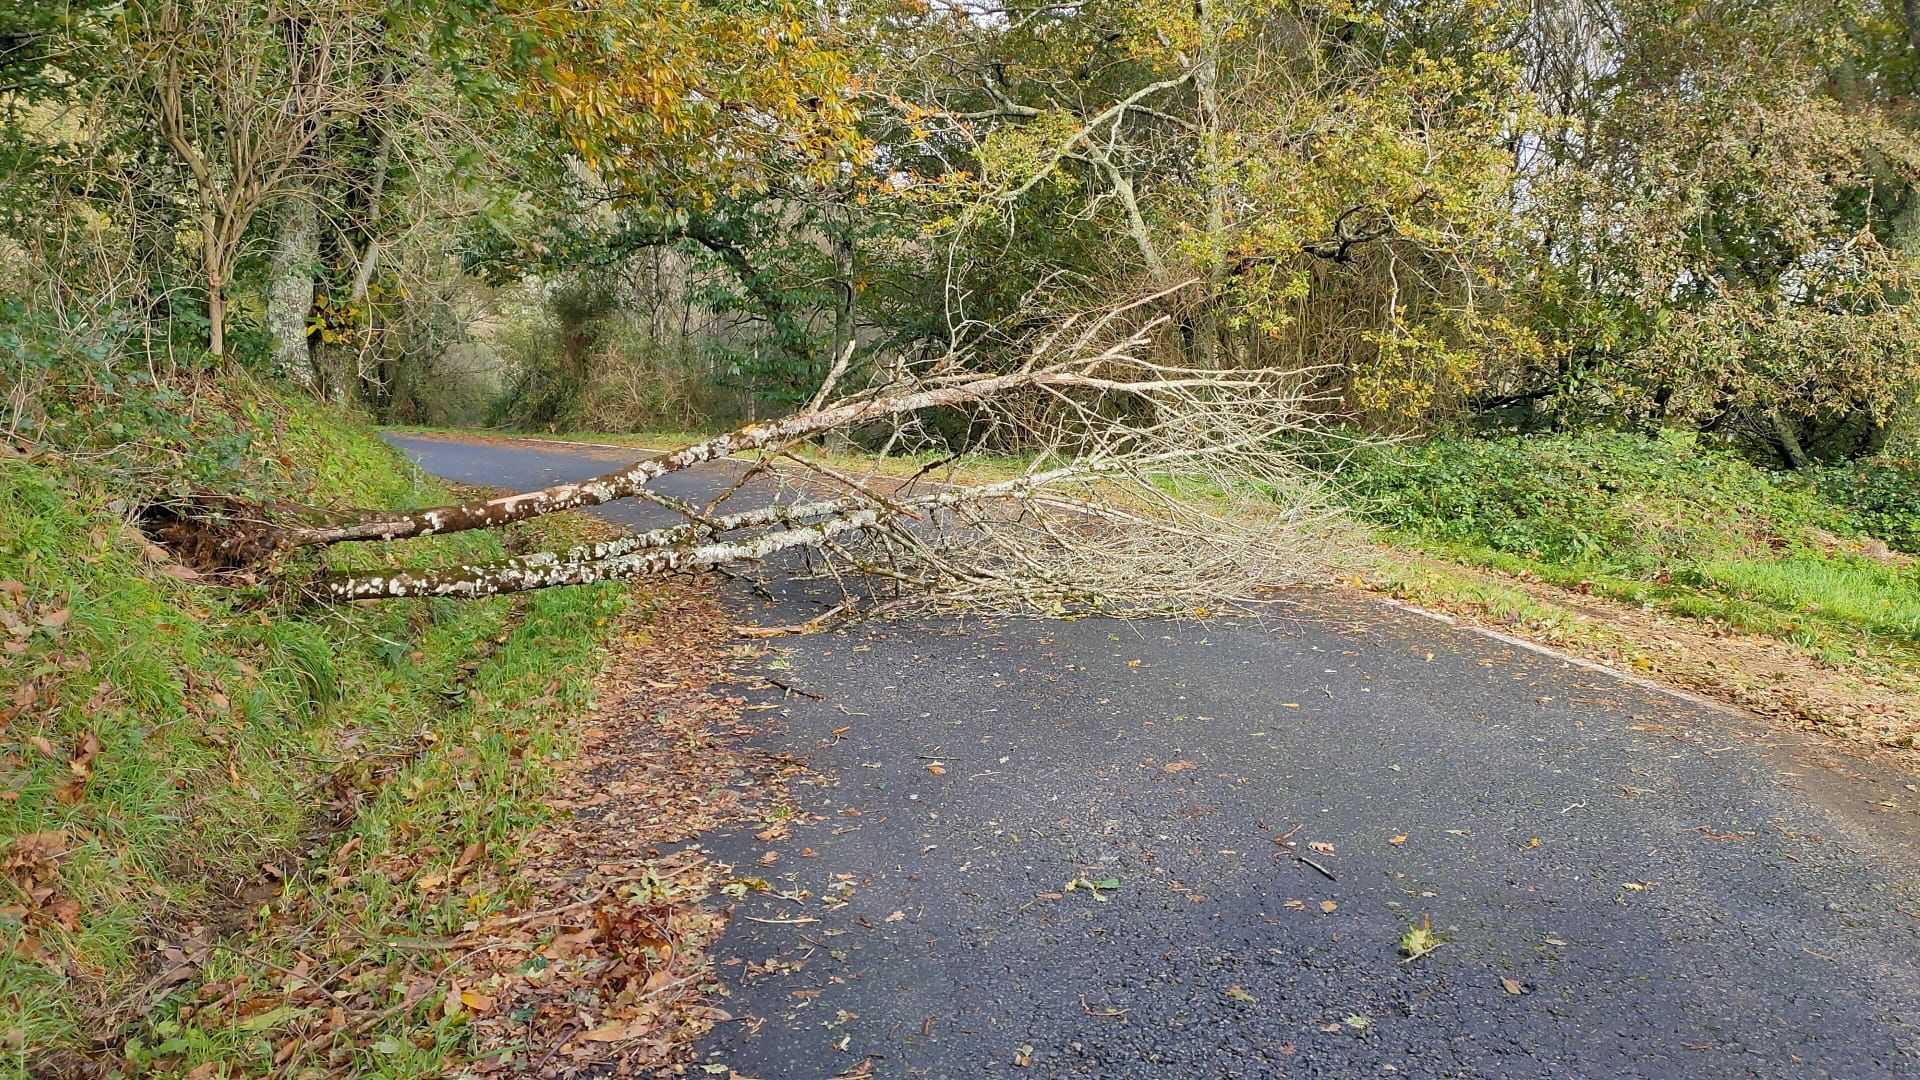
[266,193,320,386]
[278,366,1180,550]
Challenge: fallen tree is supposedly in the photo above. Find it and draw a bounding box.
[210,289,1345,612]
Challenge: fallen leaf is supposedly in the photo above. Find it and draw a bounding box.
[1500,977,1526,996]
[924,763,946,775]
[1224,986,1258,1003]
[1162,761,1196,774]
[1319,900,1337,914]
[1013,1045,1033,1067]
[883,910,905,923]
[581,1019,650,1042]
[1388,835,1407,845]
[1307,841,1335,855]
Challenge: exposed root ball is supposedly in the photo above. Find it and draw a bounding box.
[138,497,279,574]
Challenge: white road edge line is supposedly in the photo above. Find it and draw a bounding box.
[1370,594,1750,720]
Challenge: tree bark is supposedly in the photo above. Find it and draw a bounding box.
[314,509,884,601]
[1766,410,1810,470]
[266,193,320,385]
[825,205,857,454]
[281,370,1059,548]
[278,326,1185,551]
[1191,0,1228,368]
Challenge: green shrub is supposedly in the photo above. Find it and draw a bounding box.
[1341,429,1848,573]
[1809,457,1920,554]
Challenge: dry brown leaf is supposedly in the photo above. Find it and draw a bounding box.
[67,731,99,779]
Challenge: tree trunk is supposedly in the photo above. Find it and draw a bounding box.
[825,209,857,455]
[1906,0,1920,71]
[208,283,227,359]
[1766,410,1810,470]
[266,194,320,386]
[278,329,1179,551]
[1189,0,1228,369]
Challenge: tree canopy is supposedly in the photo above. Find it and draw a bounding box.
[4,0,1919,466]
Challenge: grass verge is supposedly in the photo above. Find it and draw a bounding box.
[2,376,632,1077]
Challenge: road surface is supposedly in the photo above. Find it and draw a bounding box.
[389,432,1920,1079]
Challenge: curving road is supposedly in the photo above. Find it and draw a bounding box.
[389,432,1920,1079]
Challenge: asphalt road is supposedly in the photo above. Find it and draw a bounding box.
[389,433,1920,1079]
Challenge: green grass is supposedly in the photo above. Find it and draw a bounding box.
[1342,430,1920,675]
[1,375,630,1076]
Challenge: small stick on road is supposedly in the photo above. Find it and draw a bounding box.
[1273,824,1338,881]
[1295,854,1338,881]
[762,676,823,700]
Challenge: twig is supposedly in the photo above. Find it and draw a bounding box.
[1294,854,1338,881]
[483,888,607,930]
[531,1022,581,1073]
[762,676,823,700]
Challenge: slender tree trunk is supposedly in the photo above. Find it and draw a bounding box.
[1766,410,1810,470]
[1191,0,1227,368]
[1905,0,1920,72]
[207,286,226,359]
[204,211,228,360]
[825,204,857,455]
[266,193,320,385]
[279,339,1178,550]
